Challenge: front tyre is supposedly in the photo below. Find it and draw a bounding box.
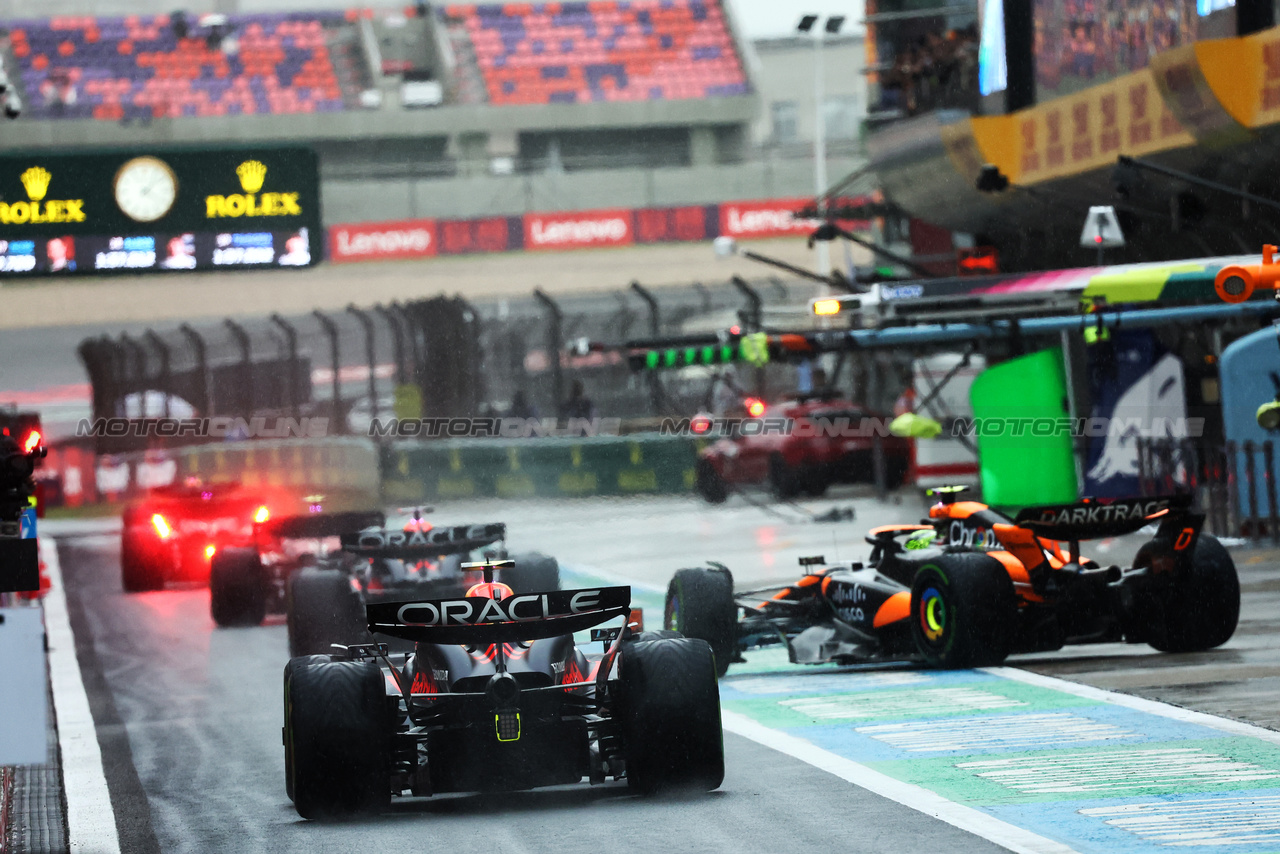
[287,568,367,658]
[695,459,728,504]
[284,657,390,819]
[665,567,737,677]
[621,637,724,794]
[911,553,1016,668]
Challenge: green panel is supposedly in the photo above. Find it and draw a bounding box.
[969,347,1078,507]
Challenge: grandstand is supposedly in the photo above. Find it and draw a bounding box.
[0,2,857,227]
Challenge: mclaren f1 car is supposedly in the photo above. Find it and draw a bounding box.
[666,488,1239,673]
[282,561,723,819]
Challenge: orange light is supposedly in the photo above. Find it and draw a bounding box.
[204,544,217,560]
[745,397,766,418]
[253,505,270,524]
[151,513,172,540]
[21,429,41,454]
[690,416,711,435]
[812,298,842,316]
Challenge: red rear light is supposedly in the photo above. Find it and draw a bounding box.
[745,397,766,418]
[253,505,270,524]
[21,429,41,454]
[204,544,217,560]
[151,513,172,540]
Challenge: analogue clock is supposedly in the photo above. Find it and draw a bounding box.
[113,156,178,223]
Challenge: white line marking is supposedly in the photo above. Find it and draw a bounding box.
[40,537,121,854]
[721,709,1082,854]
[779,686,1026,720]
[1081,795,1280,846]
[856,713,1135,752]
[958,747,1280,794]
[988,666,1280,746]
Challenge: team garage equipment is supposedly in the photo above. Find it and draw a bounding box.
[666,489,1239,673]
[282,565,724,818]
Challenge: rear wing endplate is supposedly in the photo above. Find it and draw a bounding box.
[1014,494,1192,540]
[365,585,631,645]
[340,522,506,559]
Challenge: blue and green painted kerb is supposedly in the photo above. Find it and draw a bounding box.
[720,653,1280,853]
[565,565,1280,852]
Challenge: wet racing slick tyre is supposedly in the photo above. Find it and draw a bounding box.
[287,568,368,658]
[209,547,266,627]
[665,566,738,678]
[911,553,1016,668]
[620,637,724,795]
[503,553,561,595]
[1138,532,1240,653]
[120,521,164,593]
[695,459,728,504]
[282,654,329,803]
[768,454,801,500]
[284,657,390,819]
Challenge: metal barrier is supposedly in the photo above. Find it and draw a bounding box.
[1137,437,1280,542]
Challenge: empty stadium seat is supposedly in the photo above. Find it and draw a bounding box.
[9,12,353,120]
[445,0,750,106]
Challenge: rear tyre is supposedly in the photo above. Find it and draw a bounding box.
[1139,533,1240,653]
[209,547,266,627]
[665,567,737,677]
[695,459,728,504]
[621,637,724,794]
[287,568,367,658]
[120,525,164,593]
[910,553,1016,668]
[282,654,329,803]
[768,454,800,500]
[502,553,560,594]
[284,657,390,819]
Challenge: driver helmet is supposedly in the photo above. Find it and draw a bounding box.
[466,580,514,600]
[904,529,937,550]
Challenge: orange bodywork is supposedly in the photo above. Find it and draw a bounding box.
[873,590,912,627]
[929,501,991,520]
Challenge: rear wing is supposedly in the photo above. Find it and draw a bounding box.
[340,522,507,559]
[260,510,385,541]
[1014,494,1193,540]
[365,585,631,645]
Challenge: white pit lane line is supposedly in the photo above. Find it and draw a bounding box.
[40,537,122,853]
[719,711,1081,854]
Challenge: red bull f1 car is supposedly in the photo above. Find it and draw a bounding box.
[211,509,560,658]
[666,488,1239,673]
[283,559,723,819]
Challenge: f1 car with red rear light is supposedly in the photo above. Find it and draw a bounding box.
[119,482,337,594]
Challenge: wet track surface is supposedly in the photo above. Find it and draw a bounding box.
[45,492,1280,853]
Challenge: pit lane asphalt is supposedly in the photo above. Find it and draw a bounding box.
[48,490,1280,853]
[52,510,1007,854]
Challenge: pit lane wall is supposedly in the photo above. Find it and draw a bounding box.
[869,25,1280,234]
[380,436,701,501]
[42,435,702,507]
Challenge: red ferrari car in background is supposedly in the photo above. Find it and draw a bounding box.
[694,396,912,503]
